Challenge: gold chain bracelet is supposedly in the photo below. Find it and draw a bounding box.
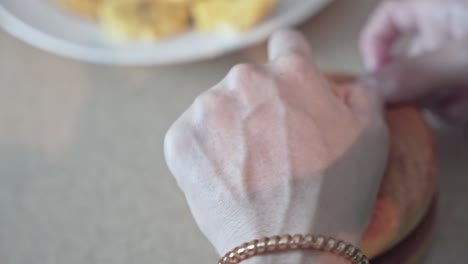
[218,234,370,264]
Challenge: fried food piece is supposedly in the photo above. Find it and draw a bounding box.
[99,0,190,41]
[191,0,276,33]
[58,0,103,18]
[157,0,192,3]
[159,0,207,5]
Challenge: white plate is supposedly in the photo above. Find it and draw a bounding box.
[0,0,333,65]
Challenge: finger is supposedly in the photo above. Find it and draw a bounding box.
[359,38,468,104]
[406,34,447,58]
[416,17,452,54]
[267,29,332,97]
[407,33,450,57]
[268,29,312,62]
[360,0,416,71]
[346,82,385,124]
[224,63,273,107]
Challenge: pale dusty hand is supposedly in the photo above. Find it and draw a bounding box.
[361,0,468,70]
[165,30,389,264]
[361,0,468,133]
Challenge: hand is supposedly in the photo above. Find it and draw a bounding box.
[164,30,390,264]
[360,37,468,134]
[360,0,468,70]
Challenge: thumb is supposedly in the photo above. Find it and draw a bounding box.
[359,38,468,105]
[360,0,416,70]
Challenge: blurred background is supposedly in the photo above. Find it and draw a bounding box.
[1,0,468,263]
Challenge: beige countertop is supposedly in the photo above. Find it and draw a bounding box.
[1,1,467,263]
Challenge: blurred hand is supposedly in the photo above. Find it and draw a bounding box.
[360,37,468,133]
[360,0,468,133]
[164,30,389,264]
[361,0,468,70]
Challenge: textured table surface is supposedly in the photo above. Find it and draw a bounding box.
[1,0,467,263]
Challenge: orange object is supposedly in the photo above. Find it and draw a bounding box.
[374,198,437,264]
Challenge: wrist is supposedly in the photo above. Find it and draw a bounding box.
[219,234,365,264]
[241,251,350,264]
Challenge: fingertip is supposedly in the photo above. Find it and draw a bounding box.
[359,0,412,71]
[360,33,394,72]
[356,73,380,94]
[268,28,312,61]
[356,72,394,104]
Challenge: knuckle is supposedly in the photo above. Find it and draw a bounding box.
[193,91,221,110]
[192,91,229,122]
[276,53,310,72]
[227,63,262,84]
[164,119,189,162]
[227,64,269,99]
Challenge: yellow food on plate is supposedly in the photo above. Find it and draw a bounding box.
[99,0,190,41]
[58,0,278,41]
[157,0,195,4]
[58,0,103,18]
[191,0,276,33]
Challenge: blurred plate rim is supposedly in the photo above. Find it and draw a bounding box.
[0,0,333,66]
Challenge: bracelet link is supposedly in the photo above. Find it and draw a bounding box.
[219,234,370,264]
